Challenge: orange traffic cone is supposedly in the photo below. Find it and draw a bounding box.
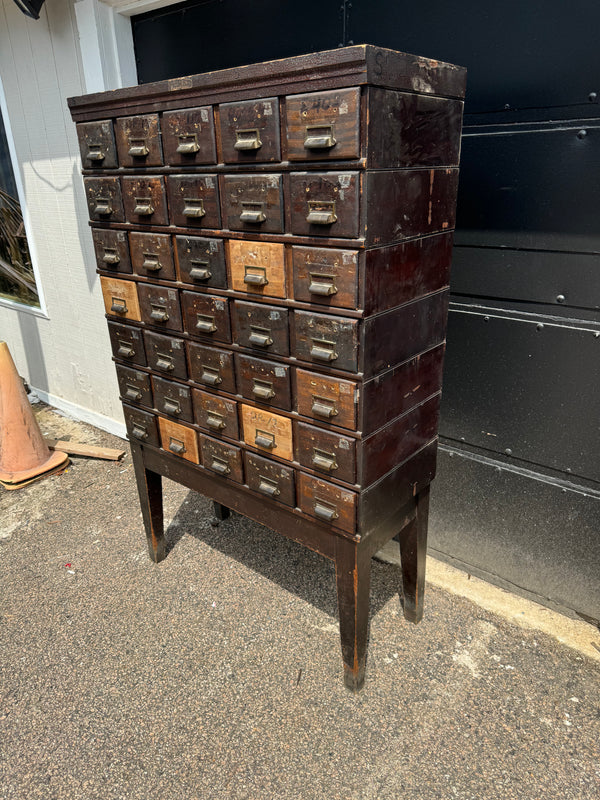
[0,341,69,490]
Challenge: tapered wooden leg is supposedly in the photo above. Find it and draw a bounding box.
[335,538,371,692]
[211,501,230,525]
[397,486,430,623]
[130,443,166,563]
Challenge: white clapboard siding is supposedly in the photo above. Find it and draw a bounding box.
[0,0,126,435]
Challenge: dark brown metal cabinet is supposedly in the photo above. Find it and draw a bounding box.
[69,45,465,691]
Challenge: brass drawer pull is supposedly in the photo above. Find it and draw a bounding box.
[176,133,199,154]
[168,437,186,455]
[243,266,268,286]
[117,341,135,359]
[163,398,181,416]
[307,200,337,225]
[255,429,276,450]
[131,423,148,441]
[125,385,142,402]
[134,197,154,216]
[252,379,275,400]
[258,476,280,498]
[183,198,205,218]
[312,448,338,472]
[189,261,211,281]
[201,365,222,385]
[142,253,161,272]
[150,304,169,323]
[304,124,336,150]
[128,138,149,157]
[196,314,217,333]
[310,338,338,362]
[94,197,112,216]
[210,457,230,475]
[87,145,105,162]
[110,297,127,315]
[207,411,226,431]
[234,128,262,151]
[240,201,266,224]
[102,247,120,266]
[312,396,338,419]
[309,272,337,296]
[249,325,273,347]
[314,499,339,522]
[156,354,175,372]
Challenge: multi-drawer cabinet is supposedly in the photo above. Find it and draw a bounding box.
[69,45,466,691]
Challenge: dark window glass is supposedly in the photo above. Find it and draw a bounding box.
[0,109,39,307]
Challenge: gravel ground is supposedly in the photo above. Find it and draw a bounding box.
[1,407,599,799]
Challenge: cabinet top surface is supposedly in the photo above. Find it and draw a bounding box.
[68,44,466,122]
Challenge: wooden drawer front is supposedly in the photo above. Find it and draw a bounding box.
[92,229,131,274]
[292,246,358,309]
[235,353,291,411]
[286,87,361,161]
[151,376,193,422]
[227,240,286,298]
[123,404,159,447]
[244,452,296,508]
[293,310,359,372]
[115,114,163,167]
[199,434,244,483]
[289,172,360,238]
[176,236,227,289]
[219,97,281,163]
[241,404,293,462]
[143,331,188,380]
[84,177,124,223]
[187,342,236,394]
[181,292,231,343]
[167,175,220,229]
[192,389,239,439]
[297,473,356,535]
[158,417,200,463]
[108,321,146,366]
[101,276,141,321]
[115,364,152,407]
[295,422,356,485]
[296,369,358,431]
[129,232,175,280]
[162,107,216,166]
[222,174,283,233]
[138,284,182,332]
[122,176,168,226]
[233,300,289,356]
[77,120,117,169]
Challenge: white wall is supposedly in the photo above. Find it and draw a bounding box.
[0,0,127,435]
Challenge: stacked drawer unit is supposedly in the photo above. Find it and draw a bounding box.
[69,45,466,690]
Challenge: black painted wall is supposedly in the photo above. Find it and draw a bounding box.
[132,0,600,620]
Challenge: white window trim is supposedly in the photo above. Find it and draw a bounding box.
[74,0,186,94]
[0,74,48,318]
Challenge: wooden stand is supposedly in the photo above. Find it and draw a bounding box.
[131,440,428,691]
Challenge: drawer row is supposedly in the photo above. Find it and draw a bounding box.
[77,87,362,169]
[122,378,357,483]
[94,230,360,310]
[85,171,362,237]
[76,86,464,173]
[124,404,358,534]
[102,278,361,373]
[109,322,360,430]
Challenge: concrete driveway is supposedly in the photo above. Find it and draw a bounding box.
[1,406,599,799]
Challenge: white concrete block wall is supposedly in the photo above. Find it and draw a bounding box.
[0,0,127,435]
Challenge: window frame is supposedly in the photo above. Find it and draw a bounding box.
[0,74,47,318]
